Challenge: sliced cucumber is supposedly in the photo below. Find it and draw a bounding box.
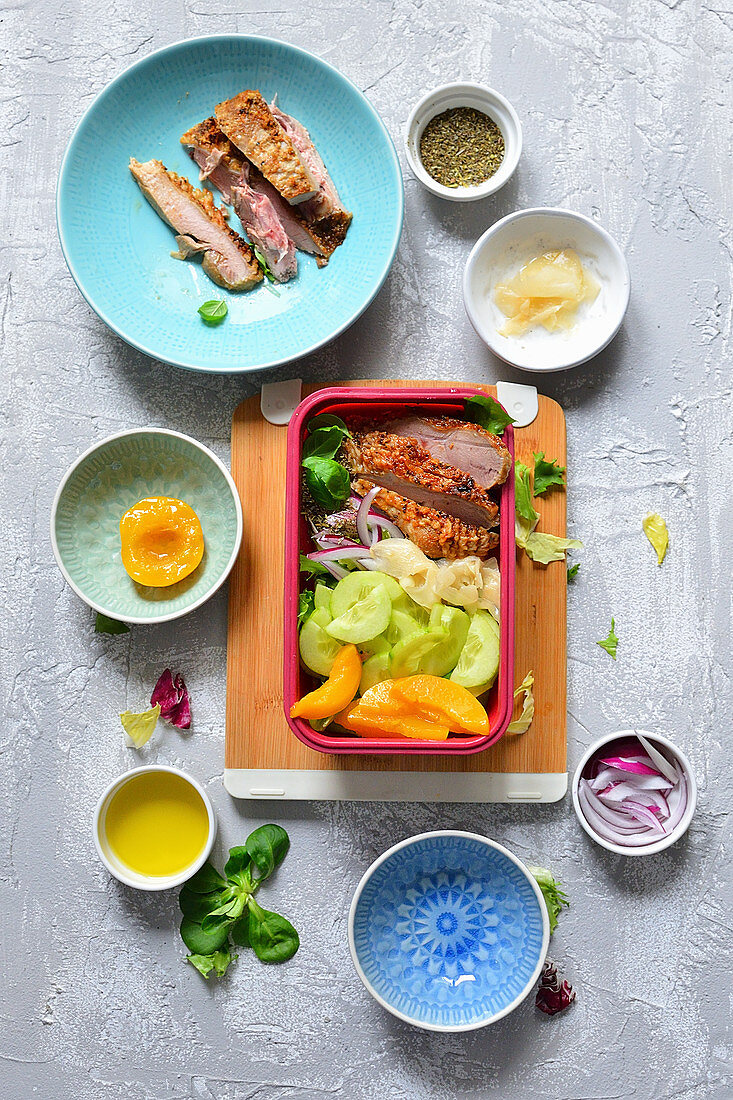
[358,634,391,657]
[450,610,500,690]
[330,570,403,618]
[386,608,425,647]
[314,583,333,611]
[419,606,471,677]
[391,630,446,679]
[325,584,392,644]
[299,608,342,677]
[359,651,391,694]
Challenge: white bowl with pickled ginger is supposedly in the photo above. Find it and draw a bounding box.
[463,208,630,372]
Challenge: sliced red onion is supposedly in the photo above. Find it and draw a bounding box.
[623,800,667,834]
[599,755,659,776]
[636,734,679,784]
[598,782,667,806]
[578,786,661,846]
[356,487,381,546]
[367,513,405,539]
[579,782,648,833]
[590,766,673,791]
[308,547,371,562]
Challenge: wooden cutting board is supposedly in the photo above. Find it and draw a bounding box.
[225,381,568,800]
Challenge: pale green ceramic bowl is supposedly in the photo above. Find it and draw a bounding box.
[51,429,243,624]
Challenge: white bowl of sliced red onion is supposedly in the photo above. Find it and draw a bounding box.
[572,730,697,856]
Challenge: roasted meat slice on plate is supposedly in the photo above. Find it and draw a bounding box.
[181,118,297,282]
[343,431,499,529]
[129,158,262,291]
[385,416,512,490]
[352,480,499,560]
[215,90,319,205]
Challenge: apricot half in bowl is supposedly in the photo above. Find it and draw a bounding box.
[51,429,242,624]
[120,497,204,587]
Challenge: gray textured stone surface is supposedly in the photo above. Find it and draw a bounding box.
[2,1,732,1097]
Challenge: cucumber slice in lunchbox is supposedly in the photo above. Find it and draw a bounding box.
[391,630,446,679]
[419,606,471,677]
[314,583,333,611]
[450,610,500,690]
[359,651,392,695]
[386,607,425,646]
[325,584,392,644]
[359,634,391,657]
[329,570,403,618]
[299,607,342,678]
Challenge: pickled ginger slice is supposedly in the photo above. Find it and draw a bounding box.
[494,248,600,336]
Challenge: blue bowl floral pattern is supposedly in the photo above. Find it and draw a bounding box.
[350,833,547,1030]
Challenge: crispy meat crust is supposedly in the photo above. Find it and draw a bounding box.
[344,431,499,528]
[352,480,499,559]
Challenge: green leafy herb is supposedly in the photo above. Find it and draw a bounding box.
[253,247,281,296]
[597,618,618,660]
[302,455,351,511]
[187,948,234,979]
[567,562,580,582]
[298,591,315,627]
[95,612,130,635]
[642,512,669,565]
[307,414,350,434]
[302,425,348,461]
[533,452,566,496]
[198,299,228,325]
[464,394,516,436]
[179,825,299,980]
[527,867,569,935]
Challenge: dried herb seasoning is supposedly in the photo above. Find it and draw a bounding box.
[419,106,505,188]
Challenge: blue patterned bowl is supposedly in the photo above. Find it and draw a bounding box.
[348,831,549,1031]
[51,429,243,624]
[56,35,403,374]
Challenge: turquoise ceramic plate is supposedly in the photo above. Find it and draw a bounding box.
[51,430,243,623]
[348,832,549,1032]
[56,35,404,374]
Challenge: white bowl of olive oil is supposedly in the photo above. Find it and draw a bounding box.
[94,765,216,891]
[463,208,630,371]
[405,82,522,201]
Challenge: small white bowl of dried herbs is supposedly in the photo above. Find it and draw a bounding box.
[405,82,522,201]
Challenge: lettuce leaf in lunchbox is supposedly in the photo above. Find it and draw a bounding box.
[120,704,160,748]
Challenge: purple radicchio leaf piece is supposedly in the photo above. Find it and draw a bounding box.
[536,959,576,1016]
[151,669,191,730]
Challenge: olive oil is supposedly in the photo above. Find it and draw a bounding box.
[105,770,209,877]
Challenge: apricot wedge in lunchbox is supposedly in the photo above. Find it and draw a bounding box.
[340,676,490,736]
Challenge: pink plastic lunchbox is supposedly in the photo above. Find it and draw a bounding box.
[283,386,515,755]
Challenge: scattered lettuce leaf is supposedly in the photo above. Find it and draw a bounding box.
[527,867,569,934]
[187,947,234,979]
[567,563,580,582]
[464,394,516,436]
[642,512,669,565]
[297,591,315,628]
[120,704,161,748]
[151,669,191,730]
[524,533,583,564]
[536,959,576,1015]
[507,670,535,735]
[515,462,539,527]
[95,613,129,635]
[597,618,618,660]
[533,452,566,496]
